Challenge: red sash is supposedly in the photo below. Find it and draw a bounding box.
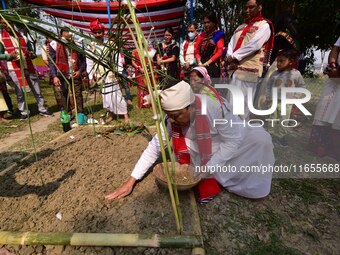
[233,15,274,67]
[183,40,189,60]
[171,96,221,203]
[1,29,29,87]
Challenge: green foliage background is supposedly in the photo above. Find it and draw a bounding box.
[190,0,339,50]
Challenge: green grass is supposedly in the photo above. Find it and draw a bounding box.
[1,80,156,161]
[1,80,155,139]
[0,78,58,139]
[238,234,303,255]
[79,86,155,127]
[277,179,323,204]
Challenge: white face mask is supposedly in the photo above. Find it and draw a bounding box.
[188,32,195,40]
[148,48,156,58]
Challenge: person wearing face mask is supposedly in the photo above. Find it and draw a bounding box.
[180,23,198,78]
[49,27,86,115]
[195,12,225,78]
[156,27,180,86]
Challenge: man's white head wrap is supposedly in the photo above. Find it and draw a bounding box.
[159,81,195,111]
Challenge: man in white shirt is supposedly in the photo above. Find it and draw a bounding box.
[226,0,273,119]
[86,19,128,122]
[105,81,274,201]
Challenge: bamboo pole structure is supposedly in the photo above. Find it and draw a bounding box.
[189,190,205,255]
[0,4,204,249]
[123,0,183,234]
[0,232,202,248]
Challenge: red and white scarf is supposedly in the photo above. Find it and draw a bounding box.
[1,29,30,87]
[171,96,212,165]
[170,95,222,203]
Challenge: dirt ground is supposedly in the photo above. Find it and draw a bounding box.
[0,125,339,255]
[0,114,59,153]
[0,127,198,255]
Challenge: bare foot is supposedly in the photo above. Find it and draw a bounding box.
[124,114,129,123]
[105,116,113,124]
[0,118,12,123]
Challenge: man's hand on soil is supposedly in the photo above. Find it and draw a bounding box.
[105,177,136,200]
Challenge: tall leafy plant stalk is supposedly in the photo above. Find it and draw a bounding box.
[69,48,79,125]
[123,0,183,234]
[1,8,183,233]
[0,14,38,161]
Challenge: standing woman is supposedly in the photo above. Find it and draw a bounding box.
[156,28,180,83]
[132,43,157,108]
[195,12,225,78]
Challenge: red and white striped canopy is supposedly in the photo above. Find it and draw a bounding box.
[23,0,186,42]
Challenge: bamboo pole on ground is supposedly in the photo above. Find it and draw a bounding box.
[189,190,205,255]
[0,232,202,248]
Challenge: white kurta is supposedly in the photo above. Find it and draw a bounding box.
[131,96,275,199]
[86,41,127,115]
[227,23,271,119]
[227,23,271,62]
[179,40,196,66]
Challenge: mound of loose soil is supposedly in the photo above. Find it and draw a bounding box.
[0,127,197,255]
[1,125,339,255]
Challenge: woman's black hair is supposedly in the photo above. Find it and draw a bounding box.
[203,12,218,26]
[164,27,174,36]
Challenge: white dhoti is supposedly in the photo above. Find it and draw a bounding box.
[212,126,274,198]
[102,74,127,115]
[228,75,258,119]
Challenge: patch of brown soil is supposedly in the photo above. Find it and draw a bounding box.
[0,125,339,255]
[0,127,196,255]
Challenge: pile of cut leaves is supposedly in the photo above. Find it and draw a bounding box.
[112,122,146,136]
